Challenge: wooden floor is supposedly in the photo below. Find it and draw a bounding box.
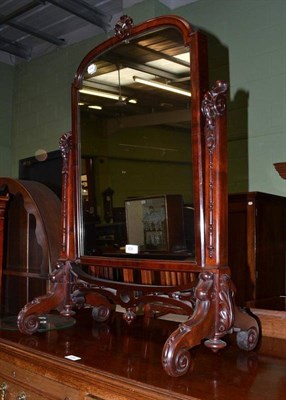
[0,309,286,400]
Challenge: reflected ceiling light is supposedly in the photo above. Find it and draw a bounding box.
[89,67,155,86]
[88,105,102,110]
[80,87,126,101]
[87,63,97,75]
[146,53,190,74]
[133,76,191,97]
[128,98,137,104]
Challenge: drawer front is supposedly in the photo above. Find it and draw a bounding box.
[0,359,80,400]
[0,378,46,399]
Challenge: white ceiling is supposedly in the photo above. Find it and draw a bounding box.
[0,0,199,65]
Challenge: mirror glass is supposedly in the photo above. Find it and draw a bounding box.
[78,26,195,259]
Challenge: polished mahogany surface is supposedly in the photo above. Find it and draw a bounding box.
[0,310,285,400]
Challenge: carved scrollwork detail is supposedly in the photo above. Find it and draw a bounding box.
[194,271,214,301]
[201,80,229,133]
[218,274,235,334]
[162,329,192,377]
[17,312,40,335]
[114,15,134,39]
[59,132,72,253]
[59,131,72,173]
[162,272,215,377]
[164,343,191,377]
[201,81,229,259]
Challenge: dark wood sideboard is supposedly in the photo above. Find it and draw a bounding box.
[0,309,286,400]
[229,192,286,306]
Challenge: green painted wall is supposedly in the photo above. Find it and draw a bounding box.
[178,0,286,195]
[4,0,286,196]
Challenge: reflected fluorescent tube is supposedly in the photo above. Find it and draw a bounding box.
[133,76,191,97]
[88,105,102,110]
[80,87,126,101]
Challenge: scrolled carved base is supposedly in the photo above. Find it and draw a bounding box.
[162,328,193,377]
[17,289,65,335]
[162,271,215,377]
[17,312,40,335]
[162,336,196,378]
[17,261,71,334]
[161,270,261,376]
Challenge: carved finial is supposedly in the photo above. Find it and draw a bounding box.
[201,80,229,132]
[59,132,72,173]
[114,15,133,39]
[59,132,72,157]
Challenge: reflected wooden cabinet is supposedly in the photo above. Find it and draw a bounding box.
[125,195,187,254]
[229,192,286,306]
[0,178,61,315]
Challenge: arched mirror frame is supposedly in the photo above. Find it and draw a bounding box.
[69,15,209,269]
[17,15,261,378]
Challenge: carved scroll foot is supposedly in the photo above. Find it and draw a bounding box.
[77,291,115,323]
[162,271,215,377]
[233,306,260,351]
[17,261,71,334]
[17,286,66,334]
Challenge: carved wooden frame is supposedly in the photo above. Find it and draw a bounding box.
[17,15,260,377]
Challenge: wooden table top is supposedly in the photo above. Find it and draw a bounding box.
[0,309,286,400]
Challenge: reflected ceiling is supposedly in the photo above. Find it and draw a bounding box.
[80,28,191,128]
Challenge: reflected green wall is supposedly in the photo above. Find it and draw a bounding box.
[81,112,193,218]
[2,0,286,196]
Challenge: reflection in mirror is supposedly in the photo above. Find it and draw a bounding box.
[79,27,195,259]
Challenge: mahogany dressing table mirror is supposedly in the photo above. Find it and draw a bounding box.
[17,15,260,377]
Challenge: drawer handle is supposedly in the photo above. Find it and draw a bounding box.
[16,392,27,400]
[0,383,7,400]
